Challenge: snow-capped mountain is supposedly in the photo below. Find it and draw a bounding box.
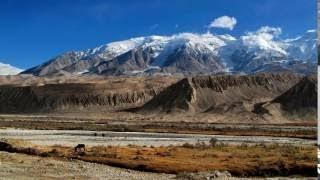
[218,27,287,71]
[21,27,317,76]
[0,62,23,75]
[285,30,317,62]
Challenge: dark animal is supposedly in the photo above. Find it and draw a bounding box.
[74,144,85,152]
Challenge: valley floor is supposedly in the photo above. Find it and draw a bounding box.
[0,113,316,139]
[0,113,317,179]
[0,128,316,147]
[0,151,173,180]
[0,137,316,179]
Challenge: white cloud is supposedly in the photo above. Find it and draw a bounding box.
[209,16,237,30]
[240,26,286,54]
[245,26,282,42]
[254,26,282,37]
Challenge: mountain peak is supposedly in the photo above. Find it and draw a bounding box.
[0,62,23,75]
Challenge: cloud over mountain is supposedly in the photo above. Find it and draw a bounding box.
[209,16,237,30]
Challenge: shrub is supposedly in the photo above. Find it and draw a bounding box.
[49,148,58,154]
[239,143,249,149]
[195,141,208,149]
[209,138,218,147]
[136,150,142,155]
[0,141,13,151]
[182,142,194,149]
[21,147,41,155]
[77,151,86,156]
[155,151,171,157]
[216,142,226,148]
[40,152,50,157]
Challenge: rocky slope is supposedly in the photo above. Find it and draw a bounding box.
[138,73,302,114]
[0,76,179,113]
[254,75,317,121]
[21,28,317,76]
[272,75,316,111]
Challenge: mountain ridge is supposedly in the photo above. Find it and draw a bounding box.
[137,73,302,114]
[21,27,317,76]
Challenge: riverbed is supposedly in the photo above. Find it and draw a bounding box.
[0,128,315,147]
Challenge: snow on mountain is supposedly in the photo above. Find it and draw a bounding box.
[0,62,23,75]
[239,26,287,55]
[141,33,236,66]
[218,27,287,70]
[284,29,317,62]
[21,27,317,76]
[76,37,148,60]
[78,32,235,64]
[218,27,316,73]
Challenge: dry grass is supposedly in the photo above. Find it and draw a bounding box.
[0,139,316,177]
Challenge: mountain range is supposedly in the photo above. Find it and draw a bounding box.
[1,27,317,76]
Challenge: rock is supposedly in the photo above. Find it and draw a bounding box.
[176,171,232,180]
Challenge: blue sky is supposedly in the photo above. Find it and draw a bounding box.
[0,0,316,69]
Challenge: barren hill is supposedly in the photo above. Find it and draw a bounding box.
[0,76,179,113]
[0,73,315,123]
[272,75,316,110]
[254,75,317,121]
[138,73,302,114]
